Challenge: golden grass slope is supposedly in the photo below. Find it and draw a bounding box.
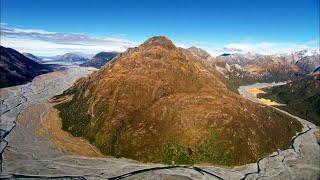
[54,36,302,166]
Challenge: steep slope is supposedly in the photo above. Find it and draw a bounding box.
[258,74,320,126]
[54,36,302,166]
[81,51,118,68]
[22,52,43,63]
[0,46,52,88]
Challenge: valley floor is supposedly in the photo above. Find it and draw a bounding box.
[0,66,319,179]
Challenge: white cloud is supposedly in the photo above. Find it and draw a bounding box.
[1,26,137,56]
[176,38,319,56]
[223,43,251,52]
[218,41,319,55]
[1,37,129,56]
[175,41,219,56]
[1,26,318,56]
[175,40,319,57]
[2,27,54,35]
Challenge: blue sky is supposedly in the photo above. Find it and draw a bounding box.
[1,0,319,55]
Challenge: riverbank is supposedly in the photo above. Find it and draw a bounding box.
[238,83,320,179]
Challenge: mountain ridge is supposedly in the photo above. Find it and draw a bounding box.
[0,46,52,88]
[80,51,118,68]
[22,52,43,63]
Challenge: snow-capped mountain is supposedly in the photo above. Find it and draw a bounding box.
[289,49,320,74]
[216,48,319,74]
[214,49,319,91]
[215,52,263,65]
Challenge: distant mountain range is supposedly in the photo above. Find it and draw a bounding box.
[258,73,320,126]
[80,51,118,68]
[43,52,118,67]
[291,49,320,74]
[0,46,52,88]
[50,52,91,62]
[216,49,320,74]
[22,53,43,63]
[214,49,320,91]
[53,36,301,166]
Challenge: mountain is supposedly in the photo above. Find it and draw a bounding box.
[51,52,90,62]
[313,66,320,74]
[80,51,118,68]
[53,36,301,166]
[258,74,320,126]
[290,49,320,74]
[0,46,52,88]
[215,52,262,65]
[22,52,43,63]
[187,46,214,67]
[215,53,304,92]
[215,49,320,78]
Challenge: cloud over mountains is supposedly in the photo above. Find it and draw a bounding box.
[1,26,136,56]
[1,26,318,56]
[219,41,319,54]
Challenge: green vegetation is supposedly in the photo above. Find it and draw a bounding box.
[85,102,110,144]
[162,141,194,165]
[110,118,126,157]
[258,75,320,126]
[195,139,234,165]
[54,90,91,137]
[51,87,77,100]
[161,130,234,166]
